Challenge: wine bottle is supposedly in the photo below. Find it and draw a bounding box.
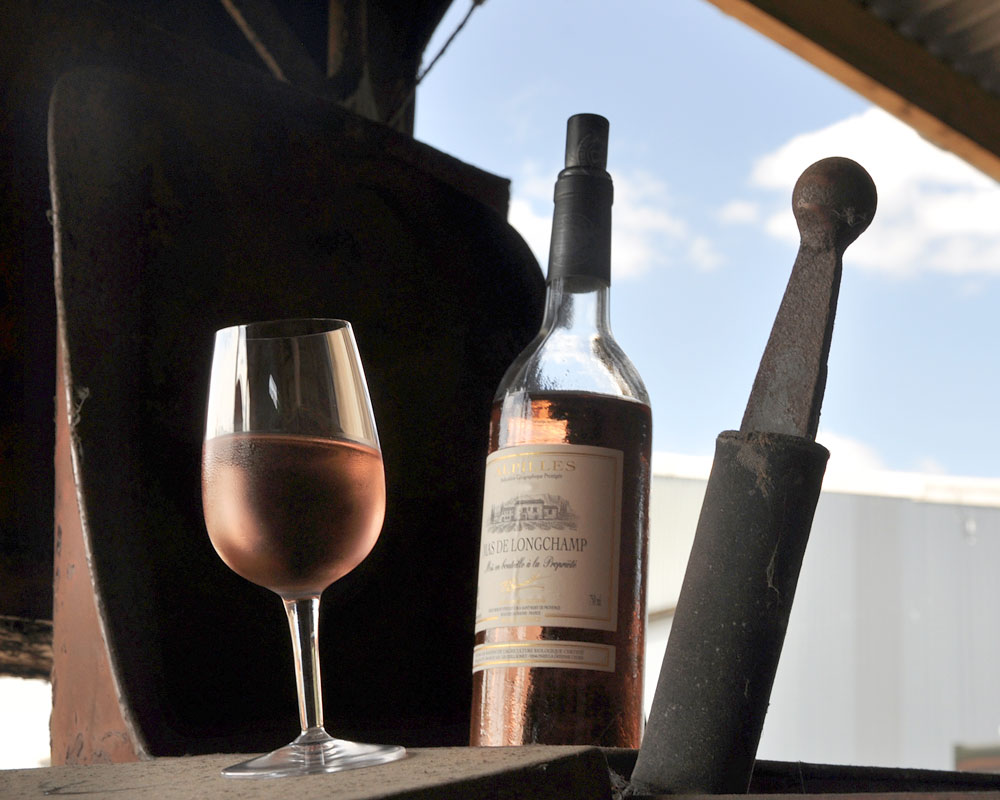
[470,114,651,747]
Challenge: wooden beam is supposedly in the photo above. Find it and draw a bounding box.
[0,615,52,680]
[704,0,1000,182]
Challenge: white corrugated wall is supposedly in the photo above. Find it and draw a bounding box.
[645,461,1000,771]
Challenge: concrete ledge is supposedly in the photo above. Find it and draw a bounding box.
[0,746,613,799]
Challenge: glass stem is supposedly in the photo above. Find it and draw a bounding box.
[283,595,326,739]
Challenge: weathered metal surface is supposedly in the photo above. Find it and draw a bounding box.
[631,431,830,795]
[219,0,326,91]
[2,747,613,800]
[6,748,1000,799]
[48,59,542,762]
[607,748,1000,796]
[52,336,144,764]
[630,158,876,796]
[748,758,1000,794]
[740,156,877,439]
[2,0,506,630]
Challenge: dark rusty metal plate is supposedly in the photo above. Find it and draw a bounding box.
[49,62,542,761]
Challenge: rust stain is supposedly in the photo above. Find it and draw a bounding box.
[51,337,141,765]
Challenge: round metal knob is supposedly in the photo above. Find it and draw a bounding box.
[793,156,877,249]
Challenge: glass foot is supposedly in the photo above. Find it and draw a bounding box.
[222,729,406,778]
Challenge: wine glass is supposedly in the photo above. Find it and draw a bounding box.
[201,318,405,777]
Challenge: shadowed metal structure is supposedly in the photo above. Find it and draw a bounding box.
[47,57,543,760]
[2,0,1000,788]
[5,0,1000,675]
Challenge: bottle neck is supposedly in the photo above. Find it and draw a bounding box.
[547,169,613,283]
[544,164,614,336]
[541,275,612,337]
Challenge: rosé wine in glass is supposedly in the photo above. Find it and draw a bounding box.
[201,318,405,778]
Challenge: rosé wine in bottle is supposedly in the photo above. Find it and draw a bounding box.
[470,115,651,747]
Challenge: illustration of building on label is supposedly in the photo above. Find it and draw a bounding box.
[488,494,579,531]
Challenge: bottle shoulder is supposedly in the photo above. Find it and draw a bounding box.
[495,327,649,404]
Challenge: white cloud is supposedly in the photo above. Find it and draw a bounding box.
[507,196,552,264]
[915,456,947,475]
[813,430,1000,502]
[509,165,719,280]
[750,108,1000,278]
[687,235,724,271]
[718,199,760,224]
[816,429,887,476]
[817,428,957,482]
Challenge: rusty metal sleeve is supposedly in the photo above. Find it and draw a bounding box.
[630,430,828,794]
[630,158,876,795]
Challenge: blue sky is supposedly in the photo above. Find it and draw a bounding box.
[415,0,1000,479]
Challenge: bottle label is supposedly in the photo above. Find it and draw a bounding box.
[472,641,616,673]
[475,443,622,633]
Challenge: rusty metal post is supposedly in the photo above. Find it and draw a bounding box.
[630,157,877,795]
